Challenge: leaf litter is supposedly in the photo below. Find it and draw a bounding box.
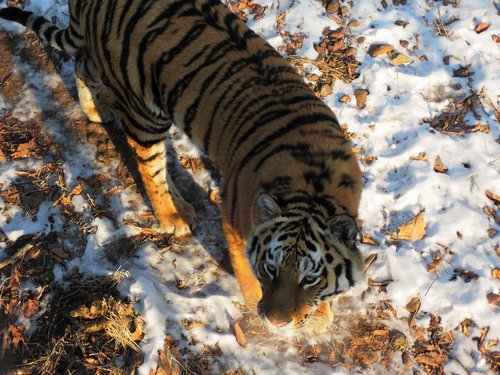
[0,0,499,374]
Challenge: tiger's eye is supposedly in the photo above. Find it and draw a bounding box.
[304,275,314,283]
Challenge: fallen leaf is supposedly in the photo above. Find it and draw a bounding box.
[48,242,73,261]
[389,52,414,65]
[319,83,333,97]
[348,19,360,27]
[361,233,380,246]
[475,22,489,33]
[21,299,40,318]
[367,43,394,57]
[364,253,378,272]
[233,319,247,347]
[397,212,426,241]
[485,191,500,205]
[325,0,339,14]
[406,296,421,313]
[11,139,36,159]
[9,325,25,347]
[402,351,413,367]
[426,257,444,273]
[492,269,500,279]
[368,278,393,287]
[486,293,500,306]
[182,319,204,330]
[411,152,427,161]
[354,89,369,109]
[131,317,146,341]
[175,279,187,289]
[433,155,448,173]
[450,268,479,283]
[453,65,473,78]
[389,330,410,351]
[299,345,321,362]
[460,318,474,336]
[352,351,379,366]
[415,352,447,367]
[338,95,351,103]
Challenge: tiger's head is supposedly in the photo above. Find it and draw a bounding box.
[247,193,364,337]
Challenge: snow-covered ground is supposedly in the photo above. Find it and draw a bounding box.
[0,0,498,374]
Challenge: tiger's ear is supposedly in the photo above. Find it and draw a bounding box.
[257,193,282,222]
[328,214,358,248]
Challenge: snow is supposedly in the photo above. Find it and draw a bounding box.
[0,0,499,374]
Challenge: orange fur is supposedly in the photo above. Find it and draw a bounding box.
[223,221,261,310]
[126,135,196,237]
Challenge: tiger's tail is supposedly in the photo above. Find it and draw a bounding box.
[0,7,82,54]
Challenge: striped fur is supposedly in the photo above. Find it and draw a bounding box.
[0,0,363,336]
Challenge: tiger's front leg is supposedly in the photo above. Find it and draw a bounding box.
[126,135,197,237]
[223,221,262,311]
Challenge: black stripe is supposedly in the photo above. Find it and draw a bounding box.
[151,167,166,179]
[43,25,58,42]
[345,258,354,286]
[54,31,64,49]
[31,17,45,34]
[334,263,343,292]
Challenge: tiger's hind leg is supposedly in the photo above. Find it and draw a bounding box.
[126,135,197,237]
[75,55,113,123]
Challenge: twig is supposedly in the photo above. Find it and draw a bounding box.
[0,233,42,271]
[424,274,439,296]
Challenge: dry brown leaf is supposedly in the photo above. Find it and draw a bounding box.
[182,319,204,330]
[339,94,351,103]
[361,233,380,246]
[461,318,474,336]
[389,52,413,65]
[368,278,392,287]
[48,242,73,261]
[406,296,421,313]
[397,212,426,241]
[487,292,500,306]
[21,299,40,318]
[426,257,444,273]
[11,139,36,159]
[367,43,394,57]
[353,351,379,366]
[415,352,447,367]
[364,253,378,272]
[434,155,448,173]
[233,319,247,347]
[470,123,490,133]
[9,325,25,347]
[410,152,427,161]
[475,22,489,33]
[486,190,500,205]
[131,317,146,341]
[354,89,369,109]
[402,351,412,367]
[492,269,500,279]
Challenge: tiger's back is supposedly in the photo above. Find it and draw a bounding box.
[0,0,363,337]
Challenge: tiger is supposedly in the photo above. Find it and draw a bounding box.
[0,0,364,337]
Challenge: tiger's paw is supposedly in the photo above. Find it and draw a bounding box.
[159,213,193,237]
[172,194,198,232]
[158,201,197,237]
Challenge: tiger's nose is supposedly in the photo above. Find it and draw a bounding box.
[266,315,292,328]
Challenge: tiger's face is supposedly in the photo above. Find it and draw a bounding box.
[247,194,364,336]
